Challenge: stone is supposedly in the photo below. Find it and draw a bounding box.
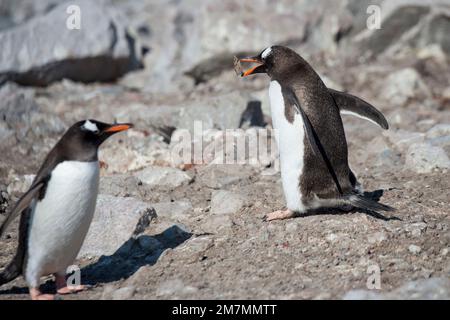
[6,174,34,194]
[383,130,425,151]
[0,0,142,86]
[382,68,429,106]
[210,190,246,215]
[343,277,450,300]
[156,278,198,297]
[408,244,422,254]
[426,124,450,139]
[99,174,141,197]
[78,195,157,258]
[0,83,65,142]
[367,232,387,244]
[428,136,450,149]
[136,166,192,188]
[404,222,427,237]
[421,14,450,56]
[101,284,136,300]
[197,165,255,189]
[200,215,233,234]
[151,201,193,220]
[405,143,450,173]
[357,6,430,59]
[112,286,136,300]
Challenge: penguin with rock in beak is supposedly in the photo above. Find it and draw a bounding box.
[238,45,394,221]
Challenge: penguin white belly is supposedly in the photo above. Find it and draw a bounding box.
[269,81,306,212]
[25,161,99,286]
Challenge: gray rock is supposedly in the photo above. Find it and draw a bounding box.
[356,5,430,59]
[200,214,233,234]
[112,286,136,300]
[367,232,387,244]
[6,174,34,194]
[405,143,450,173]
[375,149,402,167]
[0,0,61,27]
[383,129,425,151]
[404,222,427,237]
[136,166,192,188]
[0,0,142,86]
[409,244,422,254]
[78,195,157,258]
[428,136,450,149]
[418,13,450,56]
[0,83,64,142]
[210,190,246,215]
[426,124,450,139]
[101,284,136,300]
[343,277,450,300]
[197,164,255,189]
[152,201,193,220]
[99,174,141,197]
[156,278,198,297]
[382,68,429,106]
[100,134,173,174]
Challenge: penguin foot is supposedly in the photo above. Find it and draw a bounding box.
[57,285,86,295]
[264,209,294,221]
[30,288,55,300]
[55,274,87,295]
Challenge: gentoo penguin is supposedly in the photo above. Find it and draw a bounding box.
[0,120,132,299]
[238,46,394,221]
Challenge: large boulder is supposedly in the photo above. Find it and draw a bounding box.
[0,0,143,86]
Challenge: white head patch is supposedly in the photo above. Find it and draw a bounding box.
[261,47,272,59]
[82,120,99,132]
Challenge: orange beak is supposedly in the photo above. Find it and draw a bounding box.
[104,123,133,133]
[239,57,265,77]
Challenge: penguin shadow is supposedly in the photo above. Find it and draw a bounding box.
[296,189,401,221]
[0,225,192,296]
[80,225,192,285]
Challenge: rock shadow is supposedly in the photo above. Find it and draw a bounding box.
[81,224,192,285]
[0,225,191,295]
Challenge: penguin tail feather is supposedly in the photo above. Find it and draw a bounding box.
[0,260,21,286]
[344,193,395,213]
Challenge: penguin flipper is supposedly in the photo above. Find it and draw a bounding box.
[0,181,44,237]
[282,87,344,195]
[328,89,389,130]
[0,207,31,285]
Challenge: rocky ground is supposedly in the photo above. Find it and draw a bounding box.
[0,0,449,299]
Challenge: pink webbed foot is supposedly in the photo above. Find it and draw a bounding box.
[55,273,87,295]
[264,209,295,221]
[30,287,55,300]
[57,285,87,295]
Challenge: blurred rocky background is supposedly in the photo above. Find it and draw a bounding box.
[0,0,449,299]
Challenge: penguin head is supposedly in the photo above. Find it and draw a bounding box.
[239,46,302,79]
[71,119,133,146]
[57,120,133,160]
